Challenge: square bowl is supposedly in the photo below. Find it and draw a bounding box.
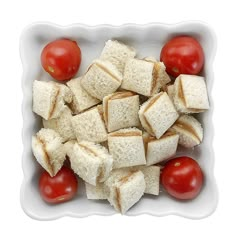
[20,21,218,220]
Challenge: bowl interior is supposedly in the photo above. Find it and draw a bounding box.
[20,22,218,220]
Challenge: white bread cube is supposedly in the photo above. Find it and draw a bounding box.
[108,128,146,169]
[103,91,140,132]
[66,77,100,114]
[65,140,113,186]
[71,105,107,143]
[143,131,179,165]
[133,165,161,195]
[43,106,75,142]
[65,141,101,185]
[121,58,170,96]
[81,60,123,100]
[100,40,136,74]
[33,80,72,120]
[166,84,175,103]
[121,58,154,96]
[105,169,145,214]
[144,57,171,92]
[85,182,108,200]
[173,74,209,113]
[139,92,179,139]
[32,128,66,177]
[170,115,203,148]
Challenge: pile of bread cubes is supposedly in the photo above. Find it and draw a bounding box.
[32,40,209,214]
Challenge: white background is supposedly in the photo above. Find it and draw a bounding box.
[0,0,235,235]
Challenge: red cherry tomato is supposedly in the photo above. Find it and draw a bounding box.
[41,39,81,81]
[160,36,204,77]
[39,166,78,204]
[161,156,203,200]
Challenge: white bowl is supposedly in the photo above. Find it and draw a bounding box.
[20,21,218,220]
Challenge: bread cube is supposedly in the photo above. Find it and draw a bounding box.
[65,140,113,186]
[139,92,179,139]
[33,80,72,120]
[100,40,136,74]
[170,114,203,148]
[133,165,161,195]
[32,128,66,177]
[43,106,75,142]
[173,74,209,113]
[143,131,179,165]
[103,91,140,132]
[108,128,146,169]
[104,169,145,214]
[81,60,123,100]
[71,105,107,143]
[66,77,100,114]
[121,58,170,96]
[85,182,108,200]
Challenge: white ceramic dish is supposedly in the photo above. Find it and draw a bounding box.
[20,21,218,220]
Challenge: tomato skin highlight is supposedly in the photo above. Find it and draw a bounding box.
[161,156,203,200]
[160,36,204,77]
[41,39,81,81]
[39,166,78,204]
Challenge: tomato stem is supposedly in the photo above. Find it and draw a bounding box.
[48,66,54,73]
[174,162,180,167]
[172,67,179,73]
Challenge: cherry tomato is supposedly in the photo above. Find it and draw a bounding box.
[39,166,78,204]
[160,36,204,77]
[161,156,203,200]
[41,39,81,81]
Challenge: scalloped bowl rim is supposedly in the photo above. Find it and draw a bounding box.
[20,21,218,220]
